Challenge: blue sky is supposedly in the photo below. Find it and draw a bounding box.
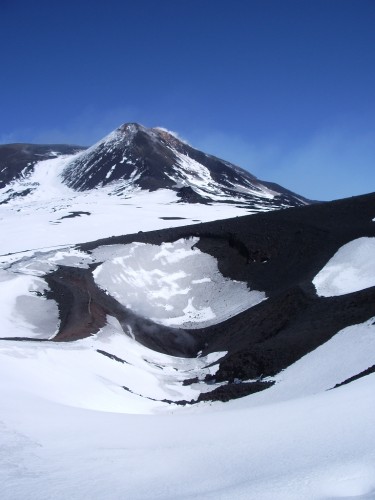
[1,0,374,200]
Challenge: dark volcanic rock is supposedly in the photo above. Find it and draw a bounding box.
[197,380,275,403]
[331,364,375,389]
[176,186,210,204]
[59,211,91,220]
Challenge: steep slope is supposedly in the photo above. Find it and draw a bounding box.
[0,123,309,212]
[61,123,308,209]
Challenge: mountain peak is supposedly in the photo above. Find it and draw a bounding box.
[114,123,186,149]
[57,122,310,207]
[117,122,144,135]
[0,122,310,210]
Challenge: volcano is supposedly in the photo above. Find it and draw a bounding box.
[0,124,374,500]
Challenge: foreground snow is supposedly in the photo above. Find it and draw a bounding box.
[0,318,374,499]
[0,370,374,500]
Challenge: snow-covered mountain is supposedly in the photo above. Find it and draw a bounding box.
[0,124,308,209]
[0,123,309,255]
[0,125,374,499]
[60,123,308,208]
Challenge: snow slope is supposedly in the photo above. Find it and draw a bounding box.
[313,237,375,296]
[0,318,374,499]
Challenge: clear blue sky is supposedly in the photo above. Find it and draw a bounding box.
[1,0,374,200]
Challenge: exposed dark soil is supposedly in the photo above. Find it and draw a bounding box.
[158,216,187,220]
[96,349,130,365]
[59,211,91,220]
[45,264,205,356]
[197,380,275,402]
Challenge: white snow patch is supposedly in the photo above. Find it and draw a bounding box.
[0,270,59,339]
[93,237,265,328]
[105,164,117,179]
[313,237,375,296]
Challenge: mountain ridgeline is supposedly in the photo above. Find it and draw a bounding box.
[0,123,309,210]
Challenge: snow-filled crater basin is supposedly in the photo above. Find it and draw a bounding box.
[92,237,265,329]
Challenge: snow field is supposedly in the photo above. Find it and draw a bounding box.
[0,334,374,499]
